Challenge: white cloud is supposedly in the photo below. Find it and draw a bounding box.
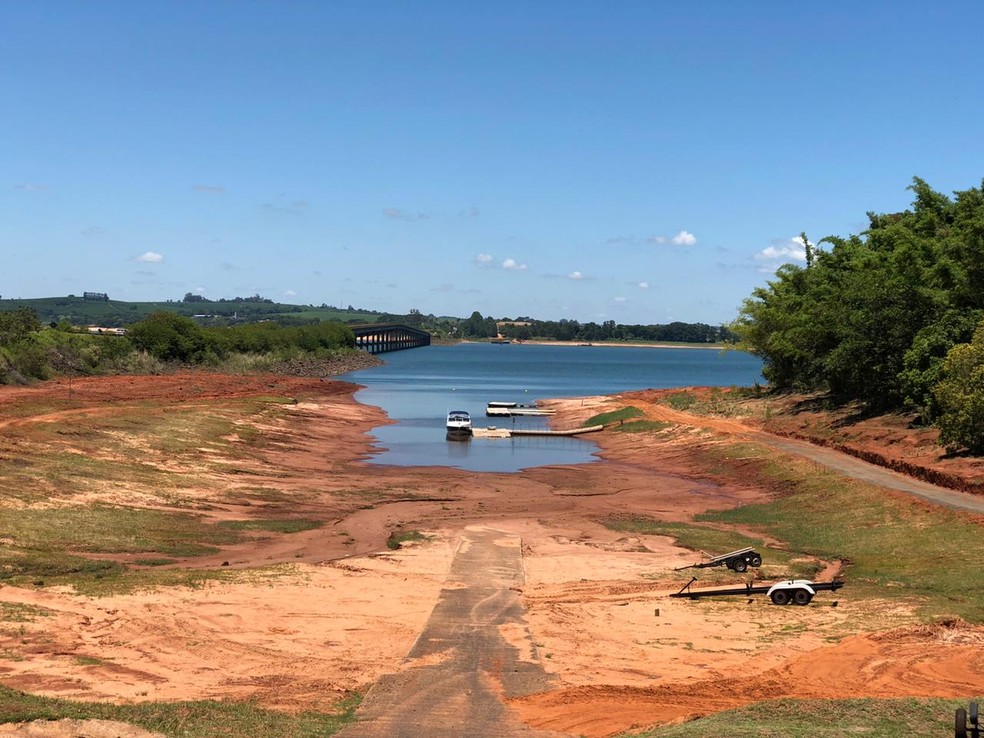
[502,258,527,271]
[756,236,808,262]
[568,270,583,280]
[136,251,164,263]
[646,236,668,245]
[637,281,649,289]
[284,289,297,297]
[672,230,697,246]
[194,185,225,193]
[754,235,810,272]
[613,296,627,303]
[14,183,47,191]
[475,253,493,266]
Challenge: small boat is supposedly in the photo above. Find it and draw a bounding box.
[486,402,555,417]
[446,410,473,440]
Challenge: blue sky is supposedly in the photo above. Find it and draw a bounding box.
[4,1,983,325]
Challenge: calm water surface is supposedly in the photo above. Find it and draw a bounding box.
[340,342,763,472]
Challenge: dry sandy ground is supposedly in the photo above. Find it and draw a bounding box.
[0,374,983,737]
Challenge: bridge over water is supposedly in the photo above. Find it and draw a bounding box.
[350,323,431,354]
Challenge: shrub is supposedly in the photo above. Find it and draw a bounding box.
[933,319,984,454]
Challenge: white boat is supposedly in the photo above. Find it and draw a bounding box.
[486,402,555,417]
[446,410,473,437]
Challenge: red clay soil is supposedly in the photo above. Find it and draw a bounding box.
[0,373,982,738]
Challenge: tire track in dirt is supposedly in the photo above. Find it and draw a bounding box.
[336,526,568,738]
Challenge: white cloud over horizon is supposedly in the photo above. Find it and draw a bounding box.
[136,251,164,263]
[475,253,493,266]
[672,230,697,246]
[502,258,527,271]
[568,270,583,280]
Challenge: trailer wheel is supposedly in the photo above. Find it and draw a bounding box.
[732,558,748,573]
[770,590,791,605]
[749,554,762,567]
[955,707,967,738]
[793,589,813,606]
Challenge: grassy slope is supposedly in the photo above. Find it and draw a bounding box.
[0,685,360,738]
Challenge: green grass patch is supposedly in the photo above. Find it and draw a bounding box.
[132,557,178,566]
[611,420,674,433]
[2,505,238,556]
[0,549,125,585]
[690,443,984,622]
[624,697,983,738]
[0,602,53,622]
[662,391,697,410]
[603,515,819,579]
[584,406,645,426]
[0,505,273,592]
[386,530,430,550]
[0,684,360,736]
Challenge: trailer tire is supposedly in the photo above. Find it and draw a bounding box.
[749,554,762,567]
[732,558,748,573]
[793,589,813,606]
[770,590,791,605]
[955,707,967,738]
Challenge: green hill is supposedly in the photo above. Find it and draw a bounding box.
[0,295,382,328]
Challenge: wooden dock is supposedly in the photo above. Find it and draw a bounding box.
[472,424,603,439]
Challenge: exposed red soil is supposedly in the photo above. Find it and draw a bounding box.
[1,373,982,738]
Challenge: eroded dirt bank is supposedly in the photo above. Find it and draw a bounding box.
[1,373,983,737]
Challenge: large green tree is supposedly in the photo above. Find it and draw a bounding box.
[734,177,984,416]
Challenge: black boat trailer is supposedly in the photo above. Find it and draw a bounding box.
[956,702,981,738]
[674,546,763,573]
[670,576,845,605]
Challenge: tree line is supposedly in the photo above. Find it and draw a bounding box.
[734,177,984,454]
[0,311,356,383]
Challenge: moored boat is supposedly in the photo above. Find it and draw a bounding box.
[446,410,473,439]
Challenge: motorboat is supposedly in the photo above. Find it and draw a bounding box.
[446,410,473,439]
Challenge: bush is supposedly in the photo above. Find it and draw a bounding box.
[933,319,984,454]
[128,312,218,363]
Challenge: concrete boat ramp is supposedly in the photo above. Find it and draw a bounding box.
[335,527,566,738]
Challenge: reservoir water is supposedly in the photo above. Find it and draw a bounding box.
[340,342,763,473]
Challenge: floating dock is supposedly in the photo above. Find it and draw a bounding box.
[472,424,603,439]
[486,402,556,417]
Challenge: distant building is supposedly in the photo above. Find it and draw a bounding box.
[87,326,127,336]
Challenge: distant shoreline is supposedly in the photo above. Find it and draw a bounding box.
[458,339,729,350]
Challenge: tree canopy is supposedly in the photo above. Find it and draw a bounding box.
[734,176,984,451]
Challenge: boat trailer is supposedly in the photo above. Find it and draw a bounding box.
[670,576,845,605]
[674,546,763,573]
[956,702,981,738]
